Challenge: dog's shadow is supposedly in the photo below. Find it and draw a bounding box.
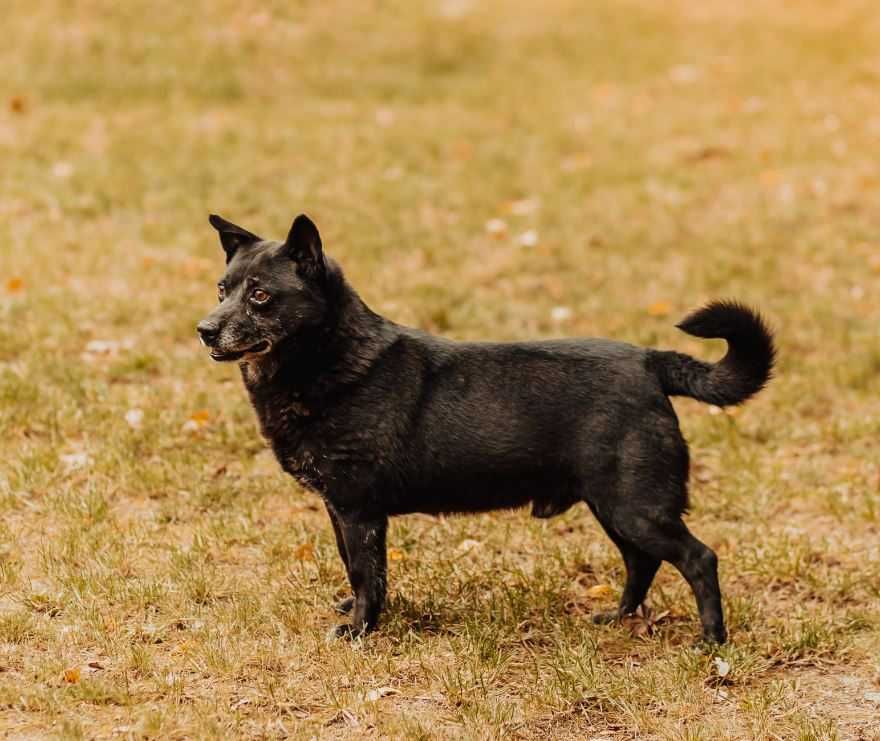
[374,578,700,649]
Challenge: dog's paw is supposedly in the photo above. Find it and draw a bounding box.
[591,609,621,625]
[695,629,727,649]
[326,622,367,641]
[334,596,355,614]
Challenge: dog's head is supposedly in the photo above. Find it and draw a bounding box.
[197,214,329,362]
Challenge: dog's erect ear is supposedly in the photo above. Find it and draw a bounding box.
[284,214,324,278]
[208,214,263,263]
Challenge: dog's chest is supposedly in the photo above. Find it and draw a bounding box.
[251,392,378,498]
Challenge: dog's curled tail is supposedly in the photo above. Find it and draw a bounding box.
[649,301,776,407]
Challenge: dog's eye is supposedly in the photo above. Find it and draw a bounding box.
[217,284,226,303]
[251,289,270,304]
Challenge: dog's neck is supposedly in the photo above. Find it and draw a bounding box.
[239,265,395,404]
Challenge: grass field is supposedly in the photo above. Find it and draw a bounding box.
[2,0,880,738]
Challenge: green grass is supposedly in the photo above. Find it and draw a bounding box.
[2,0,880,737]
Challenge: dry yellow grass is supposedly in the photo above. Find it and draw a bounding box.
[1,1,879,738]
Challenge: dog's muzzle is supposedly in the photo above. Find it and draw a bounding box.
[197,320,220,347]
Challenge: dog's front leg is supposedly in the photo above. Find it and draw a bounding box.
[326,505,356,614]
[330,515,388,639]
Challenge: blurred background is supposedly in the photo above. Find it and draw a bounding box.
[1,1,879,737]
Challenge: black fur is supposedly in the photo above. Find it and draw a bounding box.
[198,215,776,644]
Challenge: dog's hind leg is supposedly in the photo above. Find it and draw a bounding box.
[615,514,725,645]
[330,515,388,639]
[587,504,660,624]
[326,505,355,614]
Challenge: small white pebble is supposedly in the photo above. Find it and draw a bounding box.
[509,197,540,215]
[51,161,75,179]
[374,108,395,127]
[778,182,796,204]
[550,306,573,322]
[669,64,700,84]
[517,229,539,248]
[85,339,120,355]
[61,452,91,472]
[437,0,473,18]
[485,218,508,237]
[125,408,144,430]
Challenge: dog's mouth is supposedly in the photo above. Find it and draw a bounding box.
[210,340,271,362]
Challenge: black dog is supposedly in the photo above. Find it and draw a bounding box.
[197,213,774,644]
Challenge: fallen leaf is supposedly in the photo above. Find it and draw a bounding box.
[387,547,405,561]
[560,152,593,172]
[365,686,399,702]
[586,584,614,599]
[623,613,653,638]
[457,538,482,553]
[485,218,508,238]
[294,543,314,561]
[85,339,121,355]
[5,277,24,294]
[63,667,81,684]
[505,197,540,215]
[647,301,672,317]
[9,96,26,114]
[687,146,731,163]
[87,661,104,670]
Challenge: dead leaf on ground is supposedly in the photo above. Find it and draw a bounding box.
[585,584,614,599]
[484,218,508,238]
[294,543,315,561]
[5,277,24,294]
[457,538,482,553]
[387,547,405,561]
[647,300,672,317]
[365,686,399,702]
[686,146,732,163]
[621,606,672,639]
[560,152,593,172]
[63,667,81,684]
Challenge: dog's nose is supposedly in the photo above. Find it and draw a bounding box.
[197,320,220,346]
